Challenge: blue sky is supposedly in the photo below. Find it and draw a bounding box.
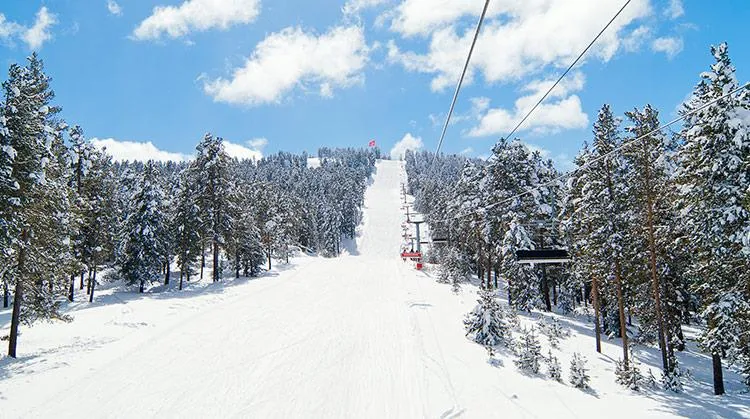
[0,0,748,168]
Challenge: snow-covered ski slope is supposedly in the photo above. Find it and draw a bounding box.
[1,160,748,418]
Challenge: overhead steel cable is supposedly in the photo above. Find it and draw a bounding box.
[431,0,491,167]
[501,0,631,142]
[432,82,750,224]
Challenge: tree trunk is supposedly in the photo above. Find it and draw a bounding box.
[676,326,685,351]
[80,271,84,290]
[591,274,602,353]
[200,243,205,280]
[486,252,492,291]
[614,259,629,367]
[267,246,272,271]
[553,282,558,306]
[3,281,8,308]
[645,191,670,373]
[139,280,144,293]
[86,269,92,295]
[8,230,27,358]
[89,266,97,303]
[68,274,75,302]
[164,258,170,285]
[235,249,240,279]
[541,264,552,312]
[712,353,725,395]
[179,270,184,291]
[212,238,219,282]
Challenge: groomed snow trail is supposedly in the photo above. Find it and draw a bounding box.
[3,160,747,418]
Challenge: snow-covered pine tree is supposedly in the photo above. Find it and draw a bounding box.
[674,42,750,395]
[174,169,202,289]
[628,359,644,391]
[193,134,233,282]
[662,357,684,393]
[574,104,631,367]
[569,352,591,389]
[438,246,470,292]
[0,106,15,308]
[514,326,543,373]
[2,54,73,357]
[79,147,117,302]
[502,215,539,312]
[563,143,603,353]
[546,349,563,382]
[622,104,682,376]
[614,358,630,386]
[464,288,510,347]
[119,161,167,293]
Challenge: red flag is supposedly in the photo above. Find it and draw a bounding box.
[368,140,376,147]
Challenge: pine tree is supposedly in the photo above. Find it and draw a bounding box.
[571,105,631,366]
[503,215,539,311]
[193,134,233,282]
[119,162,167,293]
[514,326,543,373]
[569,352,591,389]
[674,42,750,395]
[546,350,563,382]
[438,246,470,292]
[622,104,682,377]
[464,288,510,347]
[662,358,684,393]
[173,169,201,289]
[2,54,76,357]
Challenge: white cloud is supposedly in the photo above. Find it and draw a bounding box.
[622,25,651,52]
[390,133,423,160]
[204,25,369,106]
[386,0,501,37]
[468,72,589,137]
[90,137,265,162]
[343,0,389,16]
[132,0,261,41]
[91,138,189,162]
[107,0,123,16]
[0,14,23,42]
[664,0,684,19]
[247,137,268,149]
[21,7,57,50]
[224,140,262,160]
[387,0,652,91]
[651,36,683,58]
[459,147,473,155]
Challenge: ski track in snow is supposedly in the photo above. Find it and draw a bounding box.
[1,160,749,418]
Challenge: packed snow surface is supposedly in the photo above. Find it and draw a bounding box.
[1,160,748,418]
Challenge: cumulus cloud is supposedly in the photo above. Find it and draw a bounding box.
[224,140,263,161]
[203,25,369,106]
[132,0,261,41]
[387,0,652,91]
[387,0,491,37]
[91,137,265,162]
[17,7,57,50]
[468,72,589,137]
[651,36,683,58]
[664,0,684,19]
[107,1,123,16]
[0,14,23,42]
[247,137,268,149]
[390,133,423,160]
[343,0,389,16]
[91,138,190,162]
